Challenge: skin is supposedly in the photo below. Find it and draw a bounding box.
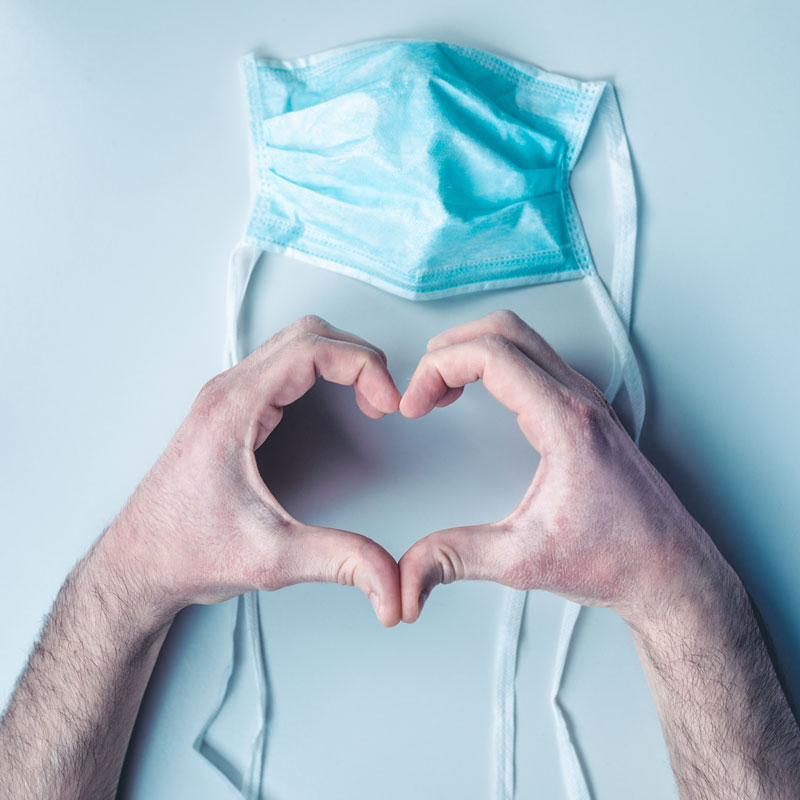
[399,311,800,798]
[0,310,798,799]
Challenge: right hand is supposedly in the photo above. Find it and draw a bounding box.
[398,310,724,628]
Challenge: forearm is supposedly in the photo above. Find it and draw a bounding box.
[0,528,173,800]
[629,541,800,799]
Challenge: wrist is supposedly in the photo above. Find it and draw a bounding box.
[87,520,183,634]
[623,519,744,647]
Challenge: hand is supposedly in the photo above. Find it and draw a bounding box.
[97,315,403,627]
[398,310,721,627]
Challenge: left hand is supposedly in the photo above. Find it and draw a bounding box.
[96,315,404,627]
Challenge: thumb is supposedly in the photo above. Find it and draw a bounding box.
[398,523,515,623]
[283,524,401,627]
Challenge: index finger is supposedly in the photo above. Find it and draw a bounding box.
[245,333,400,447]
[205,333,402,449]
[426,309,591,397]
[399,334,571,453]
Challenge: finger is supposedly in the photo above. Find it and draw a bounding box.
[260,314,389,365]
[249,315,393,420]
[434,386,464,408]
[398,523,520,623]
[399,334,570,452]
[264,333,401,412]
[426,309,593,397]
[283,524,401,627]
[355,384,387,419]
[236,334,402,447]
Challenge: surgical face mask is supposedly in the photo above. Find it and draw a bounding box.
[196,39,645,800]
[241,41,615,300]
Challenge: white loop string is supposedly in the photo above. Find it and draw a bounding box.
[492,589,528,799]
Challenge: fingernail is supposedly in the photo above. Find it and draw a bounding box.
[369,591,381,617]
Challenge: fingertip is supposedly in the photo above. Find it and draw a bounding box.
[401,592,426,624]
[398,548,427,623]
[398,388,427,419]
[380,611,401,628]
[401,599,420,624]
[401,585,432,623]
[426,331,450,353]
[361,553,402,628]
[354,386,386,419]
[370,589,402,627]
[354,349,401,415]
[366,374,401,416]
[369,591,392,627]
[380,385,402,415]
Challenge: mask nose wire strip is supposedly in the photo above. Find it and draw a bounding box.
[193,244,268,800]
[493,84,644,800]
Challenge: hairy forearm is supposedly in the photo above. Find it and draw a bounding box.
[0,530,173,800]
[630,542,800,800]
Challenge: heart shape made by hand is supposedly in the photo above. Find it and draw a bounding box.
[255,371,536,626]
[236,310,652,631]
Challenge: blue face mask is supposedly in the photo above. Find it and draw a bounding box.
[240,40,609,300]
[198,39,645,800]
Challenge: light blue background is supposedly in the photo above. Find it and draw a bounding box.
[1,2,798,799]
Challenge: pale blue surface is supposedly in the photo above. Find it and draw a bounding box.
[1,2,798,799]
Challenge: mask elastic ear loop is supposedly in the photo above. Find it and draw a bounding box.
[605,96,636,337]
[194,244,268,800]
[492,588,528,799]
[493,84,644,800]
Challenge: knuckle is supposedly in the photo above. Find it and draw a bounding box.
[430,540,464,585]
[354,534,377,562]
[296,313,326,332]
[334,554,360,587]
[363,347,384,368]
[294,330,323,351]
[333,536,380,587]
[567,393,597,423]
[198,373,225,397]
[275,314,326,346]
[580,377,612,410]
[193,373,230,419]
[564,392,611,443]
[490,308,524,333]
[419,349,440,370]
